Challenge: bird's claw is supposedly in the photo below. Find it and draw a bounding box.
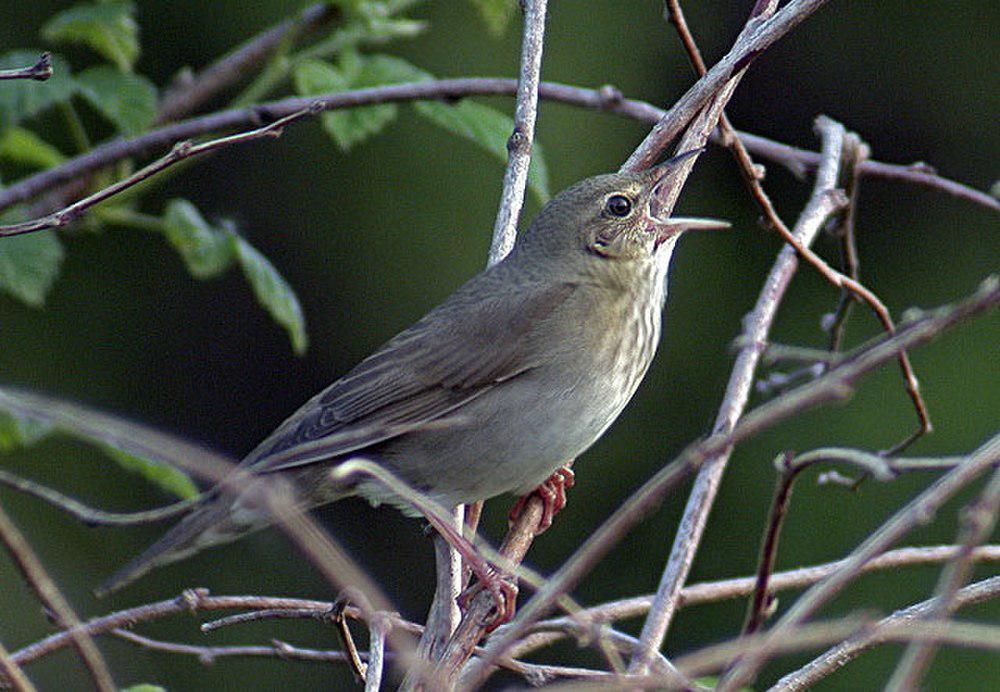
[457,571,519,632]
[508,466,575,534]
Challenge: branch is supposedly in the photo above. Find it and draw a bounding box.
[0,502,115,691]
[0,105,321,238]
[0,53,52,81]
[0,642,34,692]
[464,276,999,686]
[488,0,548,265]
[721,431,1000,689]
[741,447,988,638]
[0,468,200,526]
[156,3,333,123]
[665,1,929,447]
[770,576,1000,691]
[629,112,846,674]
[1,79,994,222]
[886,466,1000,690]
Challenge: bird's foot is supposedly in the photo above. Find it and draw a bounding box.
[457,570,519,633]
[508,466,575,534]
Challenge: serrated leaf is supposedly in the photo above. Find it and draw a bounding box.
[415,100,550,201]
[0,127,66,169]
[42,1,139,72]
[294,55,427,151]
[76,66,156,135]
[0,410,53,451]
[232,236,308,355]
[0,230,64,307]
[0,51,77,133]
[468,0,516,35]
[161,199,235,279]
[100,444,199,500]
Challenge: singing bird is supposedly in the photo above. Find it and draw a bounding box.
[99,153,727,597]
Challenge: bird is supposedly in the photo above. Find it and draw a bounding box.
[98,152,728,604]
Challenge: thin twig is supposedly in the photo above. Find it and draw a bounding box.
[0,502,115,691]
[628,112,845,675]
[112,628,353,665]
[740,446,989,639]
[665,1,928,445]
[0,105,322,238]
[720,432,1000,690]
[885,466,1000,690]
[0,53,52,81]
[770,576,1000,691]
[464,277,1000,687]
[488,0,548,265]
[0,78,994,218]
[0,469,200,526]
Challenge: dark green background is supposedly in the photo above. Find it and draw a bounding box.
[1,1,997,689]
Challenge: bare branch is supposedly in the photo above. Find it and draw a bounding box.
[465,277,1000,686]
[0,641,35,692]
[364,613,392,691]
[488,0,549,265]
[770,576,1000,691]
[0,468,200,526]
[721,432,1000,689]
[0,53,52,81]
[0,105,322,238]
[629,113,846,674]
[112,628,352,665]
[156,4,333,123]
[886,466,1000,690]
[0,503,115,691]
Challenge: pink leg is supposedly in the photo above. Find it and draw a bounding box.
[508,466,575,534]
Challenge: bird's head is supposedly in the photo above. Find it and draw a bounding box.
[515,151,729,270]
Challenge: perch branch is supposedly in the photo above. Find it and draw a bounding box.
[464,275,999,686]
[0,53,52,81]
[0,642,34,692]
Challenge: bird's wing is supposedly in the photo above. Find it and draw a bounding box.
[248,275,578,473]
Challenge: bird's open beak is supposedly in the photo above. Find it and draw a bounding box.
[645,150,731,247]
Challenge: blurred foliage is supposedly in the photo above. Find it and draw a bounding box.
[0,0,996,690]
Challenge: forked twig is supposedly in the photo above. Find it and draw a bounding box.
[0,104,322,238]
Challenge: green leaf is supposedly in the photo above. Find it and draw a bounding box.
[161,199,235,279]
[0,52,77,132]
[232,236,308,356]
[0,410,53,452]
[415,100,550,201]
[0,127,66,169]
[294,55,427,151]
[468,0,516,35]
[42,1,139,72]
[76,66,156,135]
[100,444,199,500]
[120,686,166,692]
[0,229,64,307]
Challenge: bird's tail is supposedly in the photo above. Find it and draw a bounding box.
[96,495,266,597]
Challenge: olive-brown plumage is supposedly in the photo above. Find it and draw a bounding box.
[99,156,727,595]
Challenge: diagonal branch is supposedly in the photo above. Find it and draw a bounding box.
[721,432,1000,690]
[0,53,52,81]
[0,502,115,691]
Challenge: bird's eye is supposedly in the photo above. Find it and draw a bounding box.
[605,194,632,217]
